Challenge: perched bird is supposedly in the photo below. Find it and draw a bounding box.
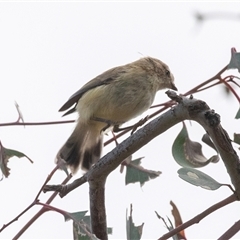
[57,57,177,173]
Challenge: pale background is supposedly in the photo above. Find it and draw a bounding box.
[0,1,240,240]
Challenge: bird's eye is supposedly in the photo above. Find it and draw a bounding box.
[165,70,170,77]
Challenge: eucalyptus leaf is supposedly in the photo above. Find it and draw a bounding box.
[0,141,33,178]
[235,107,240,119]
[172,123,217,168]
[126,205,144,240]
[64,211,88,222]
[125,158,161,186]
[233,133,240,145]
[178,168,222,190]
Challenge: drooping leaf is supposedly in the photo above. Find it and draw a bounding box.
[125,157,161,186]
[0,141,33,178]
[228,47,240,73]
[126,204,144,240]
[178,167,222,190]
[172,123,218,168]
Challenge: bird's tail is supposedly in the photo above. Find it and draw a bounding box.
[56,120,103,173]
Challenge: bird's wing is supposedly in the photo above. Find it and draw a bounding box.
[59,66,126,116]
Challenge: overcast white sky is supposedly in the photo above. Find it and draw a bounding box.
[1,1,240,240]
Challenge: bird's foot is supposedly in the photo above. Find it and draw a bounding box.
[91,116,123,132]
[113,115,149,135]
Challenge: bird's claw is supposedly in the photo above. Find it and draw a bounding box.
[131,115,149,134]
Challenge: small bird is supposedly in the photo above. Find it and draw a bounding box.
[57,57,177,173]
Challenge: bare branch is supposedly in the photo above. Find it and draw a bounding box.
[218,219,240,240]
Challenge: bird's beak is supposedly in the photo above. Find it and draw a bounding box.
[170,83,178,91]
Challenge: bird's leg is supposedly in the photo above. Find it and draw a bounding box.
[91,116,123,132]
[113,125,132,132]
[92,115,150,134]
[113,115,149,135]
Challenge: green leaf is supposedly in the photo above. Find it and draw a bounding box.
[172,123,217,168]
[228,47,240,73]
[4,148,33,162]
[126,205,144,240]
[0,141,33,178]
[178,168,222,190]
[233,133,240,144]
[125,158,161,186]
[64,210,88,222]
[235,107,240,119]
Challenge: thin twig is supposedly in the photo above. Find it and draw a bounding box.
[12,174,71,239]
[0,119,75,127]
[159,194,237,240]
